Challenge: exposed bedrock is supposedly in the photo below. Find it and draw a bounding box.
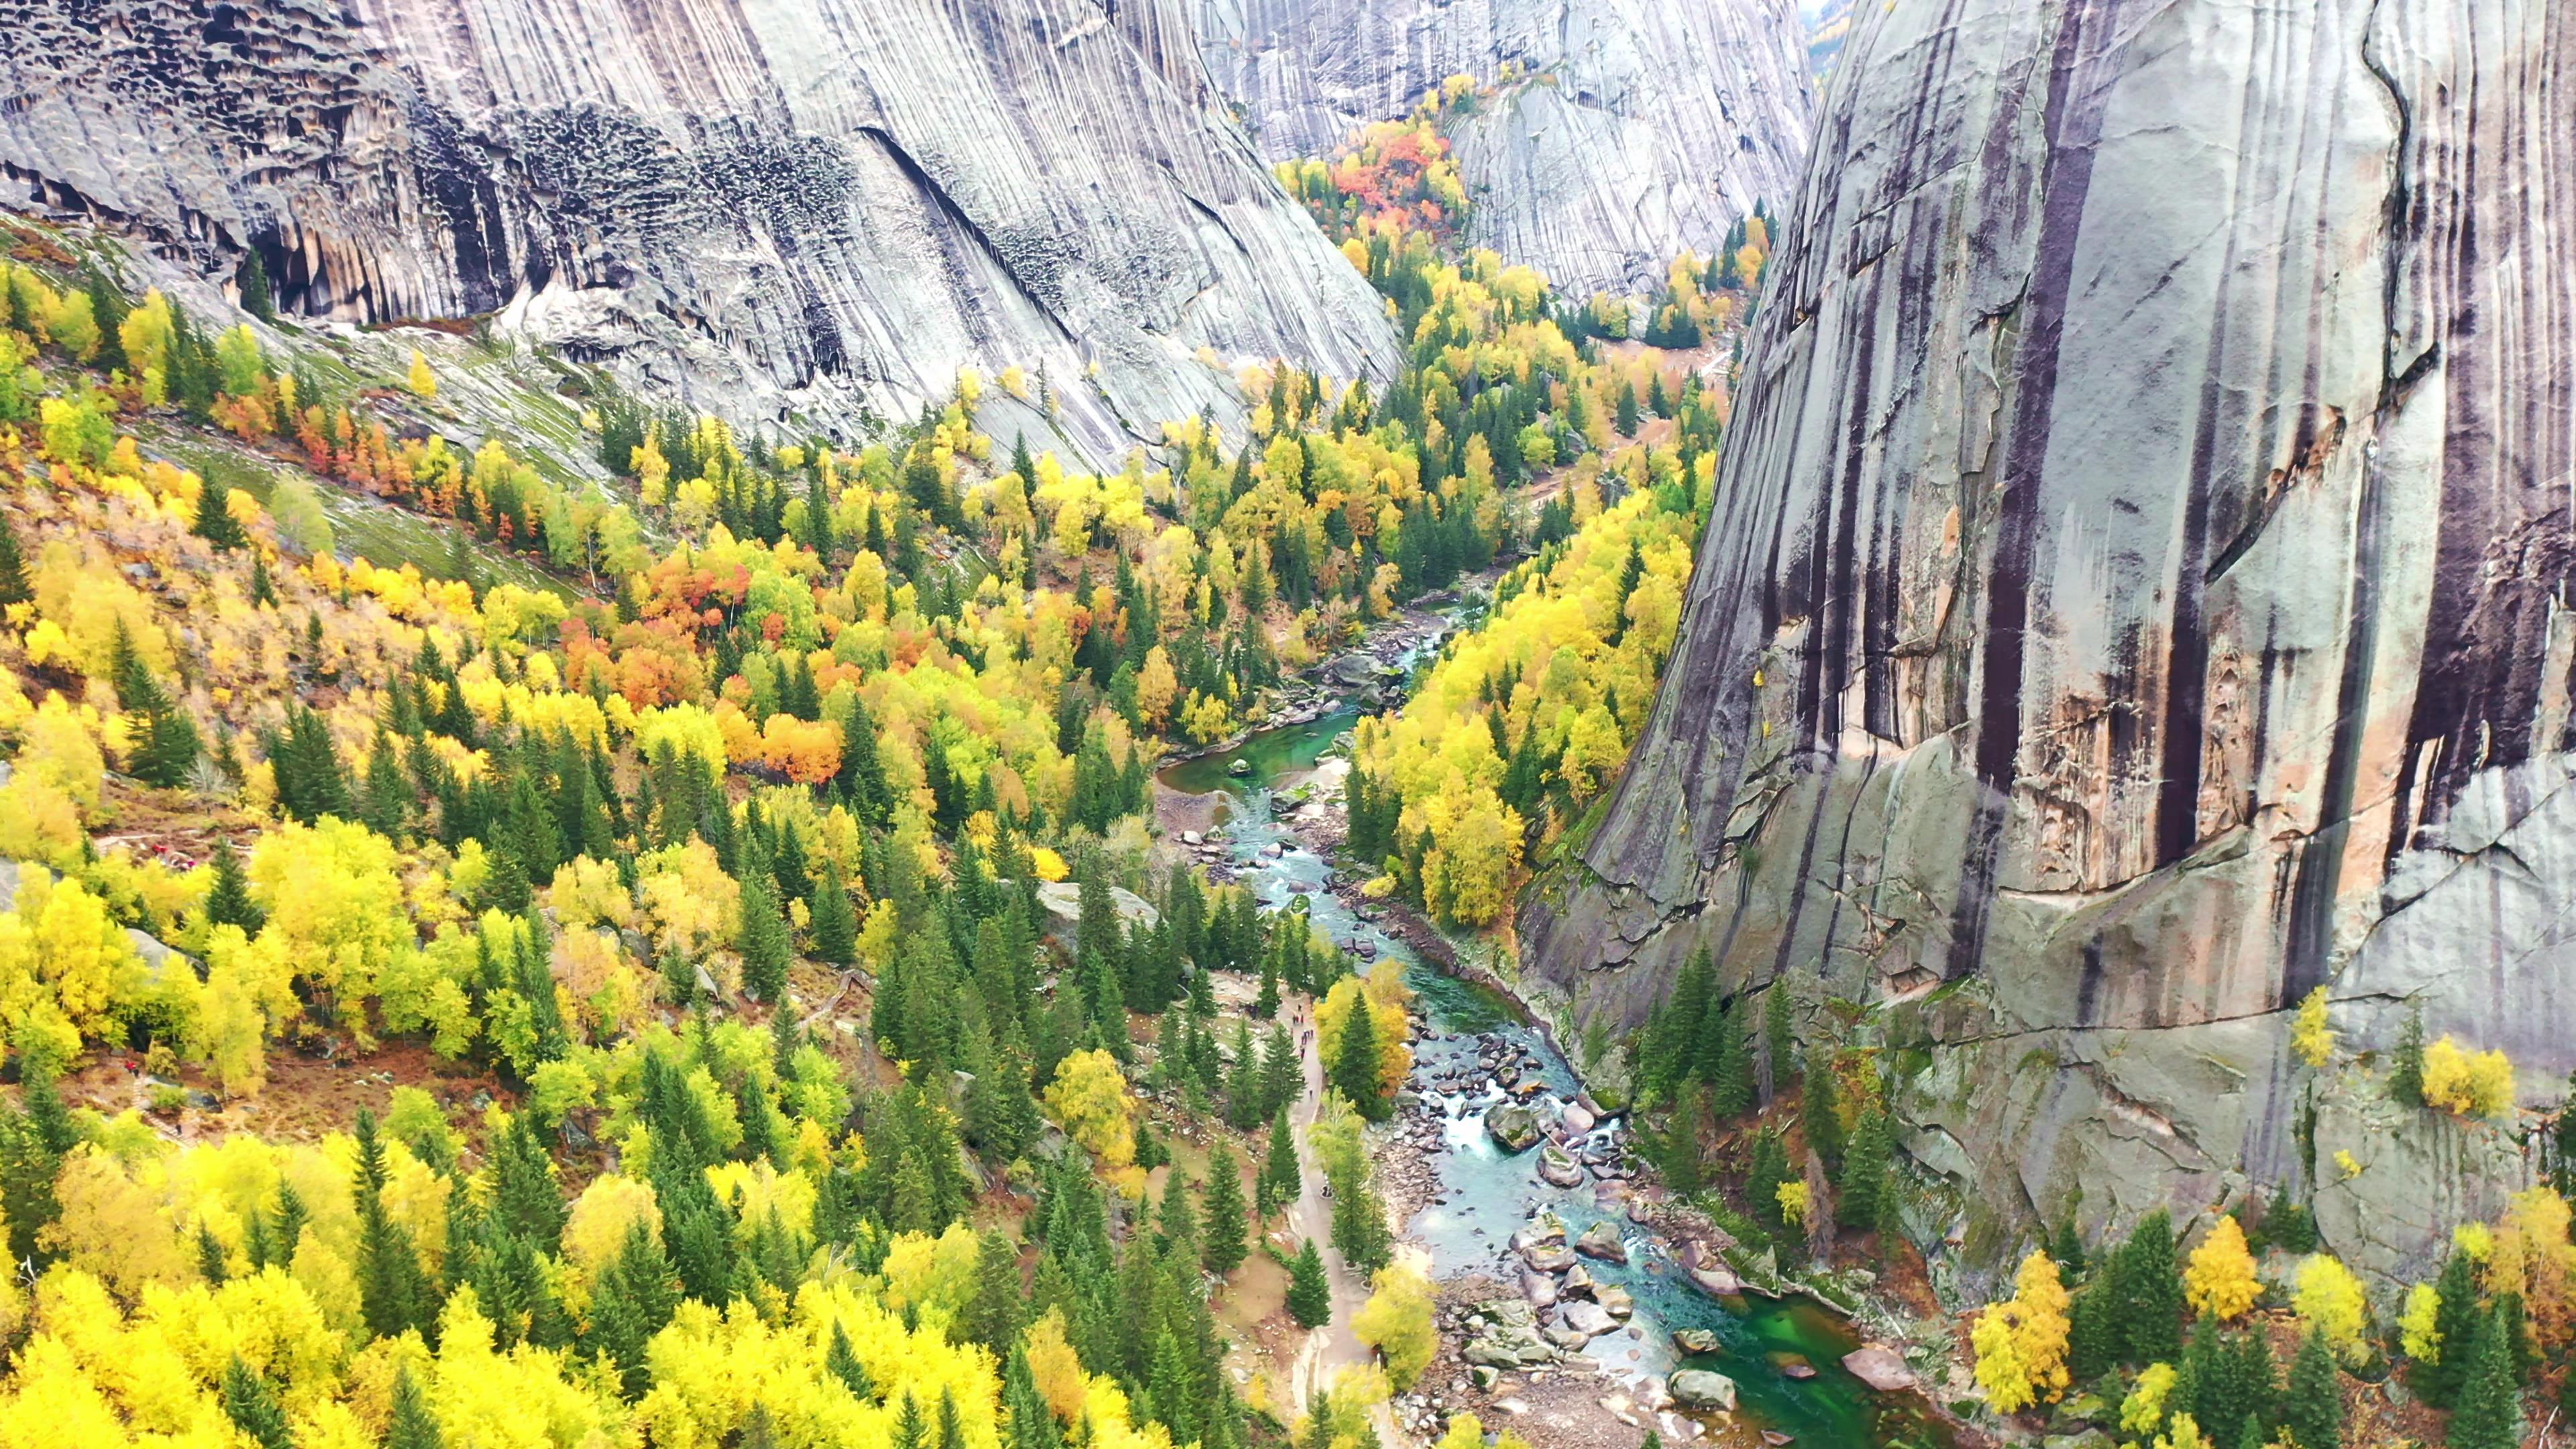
[1519,0,2574,1287]
[1197,0,1811,294]
[0,0,1398,458]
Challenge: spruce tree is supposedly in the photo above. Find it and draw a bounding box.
[1837,1105,1895,1235]
[2283,1327,2342,1449]
[201,838,265,934]
[0,512,28,606]
[1746,1129,1791,1234]
[810,862,859,965]
[352,1110,433,1341]
[1332,997,1386,1121]
[963,1229,1027,1352]
[222,1357,295,1449]
[827,1320,872,1399]
[195,484,248,550]
[2426,1249,2482,1405]
[1287,1239,1332,1328]
[1259,1110,1300,1220]
[1762,983,1794,1098]
[112,622,201,787]
[2449,1309,2522,1449]
[739,872,794,1003]
[384,1364,443,1448]
[2052,1217,2088,1276]
[2111,1210,2186,1366]
[2391,1004,2427,1108]
[1201,1141,1248,1277]
[2067,1280,2120,1382]
[489,1111,566,1252]
[1800,1045,1843,1170]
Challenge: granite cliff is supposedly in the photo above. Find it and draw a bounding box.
[1520,0,2573,1287]
[0,0,1397,458]
[1197,0,1811,295]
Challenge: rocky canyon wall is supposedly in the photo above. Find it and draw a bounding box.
[1197,0,1811,296]
[1519,0,2574,1287]
[0,0,1397,458]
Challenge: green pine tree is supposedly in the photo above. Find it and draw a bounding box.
[810,862,859,965]
[1800,1044,1843,1169]
[221,1356,295,1449]
[111,622,201,787]
[1762,982,1794,1099]
[2111,1210,2186,1366]
[352,1110,433,1341]
[1745,1128,1791,1234]
[0,511,29,606]
[2391,1004,2427,1108]
[1332,996,1386,1121]
[963,1229,1026,1353]
[1287,1239,1331,1328]
[2426,1250,2482,1405]
[827,1319,872,1399]
[195,484,248,550]
[2283,1327,2343,1449]
[1201,1142,1248,1277]
[2448,1309,2523,1449]
[2052,1216,2088,1276]
[738,872,794,1003]
[385,1363,443,1449]
[2067,1279,2120,1382]
[1837,1105,1895,1235]
[1259,1110,1299,1220]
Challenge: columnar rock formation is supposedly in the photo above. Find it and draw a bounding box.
[1197,0,1811,295]
[0,0,1397,457]
[1521,0,2573,1283]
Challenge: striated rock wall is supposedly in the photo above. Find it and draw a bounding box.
[0,0,1398,458]
[1197,0,1811,295]
[1519,0,2573,1285]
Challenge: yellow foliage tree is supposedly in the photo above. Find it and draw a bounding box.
[2422,1036,2516,1118]
[2292,985,2334,1067]
[1042,1049,1136,1171]
[2293,1253,2370,1364]
[2184,1215,2262,1321]
[1972,1250,2072,1413]
[1316,969,1411,1104]
[1352,1261,1436,1390]
[407,350,437,400]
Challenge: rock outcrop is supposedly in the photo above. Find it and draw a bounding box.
[0,0,1397,458]
[1197,0,1811,294]
[1521,0,2573,1287]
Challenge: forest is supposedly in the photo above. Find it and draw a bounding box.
[0,91,1741,1449]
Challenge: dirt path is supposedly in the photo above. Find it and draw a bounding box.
[1283,995,1407,1444]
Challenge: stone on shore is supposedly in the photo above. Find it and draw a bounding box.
[1841,1345,1916,1392]
[1573,1222,1629,1263]
[1538,1144,1586,1187]
[1669,1369,1738,1411]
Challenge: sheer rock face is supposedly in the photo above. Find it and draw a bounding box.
[0,0,1397,456]
[1197,0,1811,294]
[1521,0,2573,1283]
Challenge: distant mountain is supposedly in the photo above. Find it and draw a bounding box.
[1198,0,1813,296]
[0,0,1399,458]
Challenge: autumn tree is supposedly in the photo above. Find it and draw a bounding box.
[1974,1249,2073,1413]
[1353,1260,1436,1389]
[2186,1214,2263,1322]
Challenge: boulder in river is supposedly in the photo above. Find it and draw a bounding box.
[1593,1284,1635,1320]
[1485,1104,1542,1153]
[1560,1101,1597,1136]
[1538,1145,1586,1188]
[1668,1369,1738,1411]
[1841,1345,1917,1392]
[1520,1244,1576,1274]
[1672,1328,1720,1354]
[1688,1264,1745,1296]
[1519,1271,1559,1309]
[1573,1222,1629,1263]
[1556,1300,1615,1338]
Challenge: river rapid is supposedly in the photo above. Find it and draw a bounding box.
[1160,710,1955,1449]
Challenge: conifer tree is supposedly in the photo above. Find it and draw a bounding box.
[222,1357,294,1449]
[1763,983,1794,1098]
[2449,1309,2522,1449]
[2053,1218,2088,1277]
[2067,1279,2119,1382]
[2426,1250,2482,1405]
[588,1220,678,1399]
[827,1320,871,1399]
[1838,1105,1896,1234]
[1746,1128,1791,1233]
[195,483,248,550]
[489,1110,567,1252]
[963,1229,1027,1353]
[1709,997,1756,1118]
[739,872,794,1003]
[2283,1327,2342,1449]
[0,512,28,606]
[1800,1045,1843,1170]
[2111,1210,2186,1366]
[2392,1004,2427,1108]
[204,837,267,934]
[810,862,859,965]
[1287,1239,1332,1328]
[111,625,203,788]
[386,1363,443,1449]
[352,1110,433,1341]
[1260,1110,1300,1220]
[1332,994,1387,1121]
[1202,1141,1248,1277]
